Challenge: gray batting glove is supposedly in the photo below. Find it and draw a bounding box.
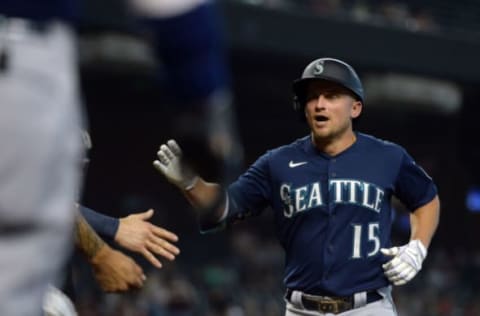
[380,239,427,286]
[153,139,198,190]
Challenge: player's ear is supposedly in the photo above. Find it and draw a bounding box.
[351,100,362,119]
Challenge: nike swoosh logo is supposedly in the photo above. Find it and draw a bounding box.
[289,161,308,168]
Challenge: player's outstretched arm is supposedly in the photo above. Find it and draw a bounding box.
[74,213,146,292]
[79,205,180,268]
[153,139,226,222]
[115,209,180,268]
[381,196,440,286]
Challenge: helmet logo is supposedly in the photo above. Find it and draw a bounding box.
[313,61,324,75]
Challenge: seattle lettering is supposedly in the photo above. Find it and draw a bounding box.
[280,179,384,218]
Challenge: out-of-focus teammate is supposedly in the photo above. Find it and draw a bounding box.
[0,2,84,314]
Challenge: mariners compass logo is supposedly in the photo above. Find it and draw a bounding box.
[313,61,324,75]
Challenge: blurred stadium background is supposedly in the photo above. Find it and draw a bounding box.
[75,0,480,315]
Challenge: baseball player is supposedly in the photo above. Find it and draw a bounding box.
[0,2,84,315]
[153,58,440,315]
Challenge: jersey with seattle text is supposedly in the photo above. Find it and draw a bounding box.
[224,132,437,296]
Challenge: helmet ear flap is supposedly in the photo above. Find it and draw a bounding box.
[292,95,301,112]
[292,95,306,121]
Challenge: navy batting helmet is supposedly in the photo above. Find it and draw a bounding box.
[292,58,364,114]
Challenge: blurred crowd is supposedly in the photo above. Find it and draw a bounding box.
[395,248,480,316]
[231,0,480,36]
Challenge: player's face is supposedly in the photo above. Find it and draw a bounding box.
[304,81,362,142]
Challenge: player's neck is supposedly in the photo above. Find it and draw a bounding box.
[311,130,357,156]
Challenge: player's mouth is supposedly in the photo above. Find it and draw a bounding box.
[314,115,329,122]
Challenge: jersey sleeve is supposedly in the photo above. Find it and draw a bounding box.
[198,152,272,234]
[79,205,119,240]
[394,149,438,211]
[226,151,273,223]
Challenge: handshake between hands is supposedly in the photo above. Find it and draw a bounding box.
[380,239,427,286]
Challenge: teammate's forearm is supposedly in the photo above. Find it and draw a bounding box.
[79,205,120,239]
[74,212,107,260]
[183,178,225,220]
[409,195,440,248]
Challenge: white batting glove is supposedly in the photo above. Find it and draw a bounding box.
[153,139,198,190]
[380,239,427,286]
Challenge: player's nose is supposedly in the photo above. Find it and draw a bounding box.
[313,94,327,110]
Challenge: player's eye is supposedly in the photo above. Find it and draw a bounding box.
[305,93,319,102]
[324,92,341,99]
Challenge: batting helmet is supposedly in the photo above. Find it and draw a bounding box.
[292,58,364,114]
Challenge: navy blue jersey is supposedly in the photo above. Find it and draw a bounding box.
[223,132,437,296]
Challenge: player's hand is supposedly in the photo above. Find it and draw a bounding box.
[153,139,198,190]
[90,244,146,292]
[380,239,427,286]
[115,209,180,268]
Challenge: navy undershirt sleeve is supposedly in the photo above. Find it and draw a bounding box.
[79,205,119,240]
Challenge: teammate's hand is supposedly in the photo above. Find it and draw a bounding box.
[380,239,427,286]
[90,244,146,292]
[115,209,180,268]
[153,139,198,190]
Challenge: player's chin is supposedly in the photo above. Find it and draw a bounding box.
[311,126,331,139]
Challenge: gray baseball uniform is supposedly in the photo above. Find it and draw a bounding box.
[0,16,83,316]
